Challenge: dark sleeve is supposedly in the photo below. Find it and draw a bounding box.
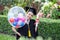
[29,19,35,33]
[30,19,35,24]
[29,19,38,38]
[17,24,28,36]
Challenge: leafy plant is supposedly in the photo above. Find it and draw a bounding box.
[51,8,60,19]
[0,16,60,40]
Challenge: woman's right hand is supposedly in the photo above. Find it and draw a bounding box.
[12,27,21,36]
[17,32,21,36]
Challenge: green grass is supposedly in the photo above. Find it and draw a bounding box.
[0,33,16,40]
[0,33,44,40]
[0,33,52,40]
[0,15,7,17]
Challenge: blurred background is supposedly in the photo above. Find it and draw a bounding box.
[0,0,60,40]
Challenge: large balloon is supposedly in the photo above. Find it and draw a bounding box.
[8,6,26,28]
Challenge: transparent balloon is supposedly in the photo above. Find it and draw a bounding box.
[8,6,26,28]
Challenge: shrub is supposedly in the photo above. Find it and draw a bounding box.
[0,15,14,35]
[51,8,60,19]
[0,15,60,40]
[41,2,54,17]
[3,6,9,15]
[38,18,60,40]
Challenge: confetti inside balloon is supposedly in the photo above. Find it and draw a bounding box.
[8,6,26,28]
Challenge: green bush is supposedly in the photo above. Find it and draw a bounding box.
[0,6,9,15]
[3,6,9,15]
[0,15,60,40]
[38,18,60,40]
[42,2,60,19]
[41,2,54,17]
[0,34,15,40]
[0,15,14,35]
[51,8,60,19]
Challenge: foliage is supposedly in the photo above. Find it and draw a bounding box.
[41,1,60,19]
[0,16,60,40]
[0,0,13,6]
[41,0,57,3]
[38,18,60,40]
[41,2,54,16]
[0,34,51,40]
[0,15,14,35]
[49,0,57,4]
[3,6,9,15]
[51,8,60,19]
[0,34,15,40]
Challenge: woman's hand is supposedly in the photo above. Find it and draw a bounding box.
[35,27,37,32]
[12,27,21,36]
[16,32,21,36]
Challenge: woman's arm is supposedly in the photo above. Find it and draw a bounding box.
[12,27,21,36]
[35,12,40,32]
[35,12,44,32]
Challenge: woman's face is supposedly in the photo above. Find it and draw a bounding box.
[27,12,33,19]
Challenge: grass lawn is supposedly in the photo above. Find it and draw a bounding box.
[0,33,52,40]
[0,34,52,40]
[0,33,44,40]
[0,33,16,40]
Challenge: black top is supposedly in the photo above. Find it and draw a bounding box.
[17,19,38,38]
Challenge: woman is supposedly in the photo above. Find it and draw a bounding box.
[12,7,38,40]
